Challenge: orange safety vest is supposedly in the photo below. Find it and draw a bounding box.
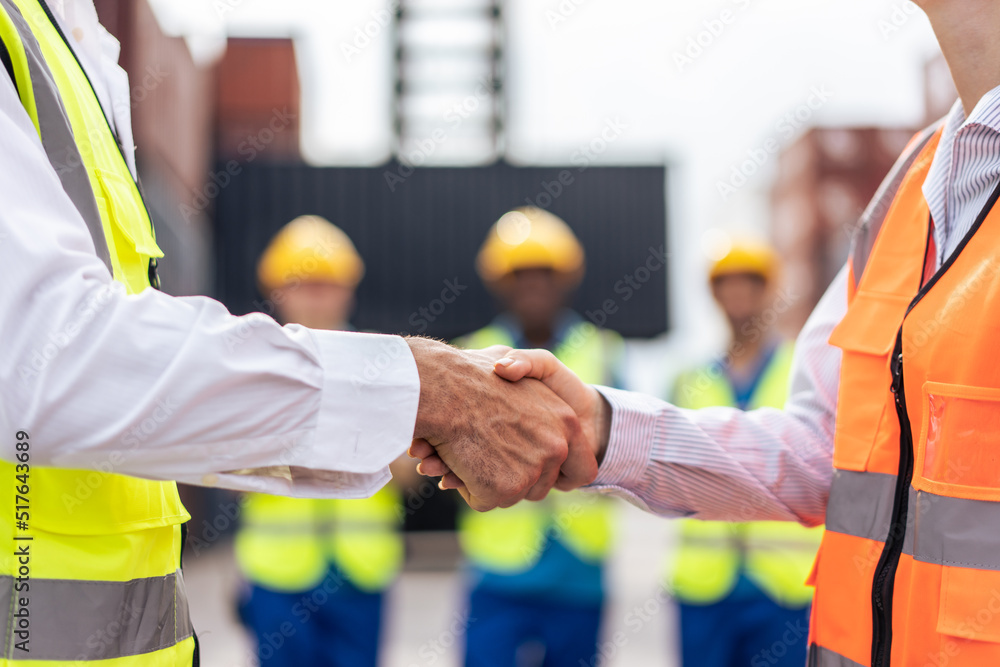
[809,125,1000,666]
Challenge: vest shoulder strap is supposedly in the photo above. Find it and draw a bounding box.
[0,32,13,83]
[849,119,944,286]
[0,0,114,272]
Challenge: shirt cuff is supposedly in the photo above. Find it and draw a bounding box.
[203,468,392,500]
[292,329,420,475]
[586,386,662,509]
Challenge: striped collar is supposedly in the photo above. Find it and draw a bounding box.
[922,84,1000,268]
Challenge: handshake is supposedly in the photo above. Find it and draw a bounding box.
[406,337,612,511]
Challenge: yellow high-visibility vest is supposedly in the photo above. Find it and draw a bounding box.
[234,486,404,594]
[666,342,823,607]
[454,321,621,573]
[0,0,192,662]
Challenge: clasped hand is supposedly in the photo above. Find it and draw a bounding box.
[406,338,610,511]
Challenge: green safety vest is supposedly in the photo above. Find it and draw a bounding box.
[666,342,823,608]
[0,0,193,663]
[234,486,404,594]
[454,321,622,573]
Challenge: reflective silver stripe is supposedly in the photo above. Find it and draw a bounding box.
[809,644,867,667]
[824,469,897,542]
[905,487,1000,571]
[0,570,192,660]
[827,469,1000,572]
[0,0,112,271]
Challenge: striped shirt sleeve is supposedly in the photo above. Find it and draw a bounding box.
[588,266,847,527]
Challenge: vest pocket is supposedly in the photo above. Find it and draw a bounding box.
[828,290,908,472]
[914,382,1000,502]
[93,168,162,293]
[29,466,189,535]
[938,566,1000,643]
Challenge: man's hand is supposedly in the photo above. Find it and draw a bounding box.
[406,338,590,511]
[493,349,612,468]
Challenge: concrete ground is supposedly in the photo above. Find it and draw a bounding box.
[185,502,679,667]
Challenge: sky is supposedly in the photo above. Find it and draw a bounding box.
[148,0,943,391]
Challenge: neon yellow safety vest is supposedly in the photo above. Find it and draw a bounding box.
[665,342,823,608]
[0,0,193,663]
[454,321,622,573]
[234,485,404,594]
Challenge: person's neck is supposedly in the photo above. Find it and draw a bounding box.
[523,324,554,349]
[925,3,1000,116]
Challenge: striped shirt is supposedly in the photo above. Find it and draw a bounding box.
[924,86,1000,264]
[591,87,1000,525]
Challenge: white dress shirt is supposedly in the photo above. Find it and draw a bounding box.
[0,1,421,498]
[593,88,1000,526]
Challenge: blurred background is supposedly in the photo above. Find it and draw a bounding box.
[91,0,954,664]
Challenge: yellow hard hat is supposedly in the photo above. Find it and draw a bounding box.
[476,207,585,284]
[709,239,778,283]
[257,215,365,291]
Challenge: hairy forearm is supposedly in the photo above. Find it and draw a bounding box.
[405,336,457,438]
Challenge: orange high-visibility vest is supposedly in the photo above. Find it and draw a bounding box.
[809,125,1000,666]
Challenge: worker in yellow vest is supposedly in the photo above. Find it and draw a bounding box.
[0,2,196,662]
[666,241,822,667]
[234,216,407,667]
[454,207,623,667]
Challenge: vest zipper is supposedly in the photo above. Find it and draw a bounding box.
[871,338,912,667]
[868,178,1000,666]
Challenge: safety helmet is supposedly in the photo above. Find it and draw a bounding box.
[709,239,778,284]
[476,207,585,284]
[257,215,365,291]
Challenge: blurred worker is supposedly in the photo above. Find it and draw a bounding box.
[454,207,623,667]
[665,241,822,667]
[235,216,408,667]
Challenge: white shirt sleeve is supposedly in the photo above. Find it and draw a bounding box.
[589,265,848,526]
[0,70,420,500]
